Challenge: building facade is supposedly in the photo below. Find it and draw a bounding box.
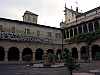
[0,11,63,64]
[60,6,100,63]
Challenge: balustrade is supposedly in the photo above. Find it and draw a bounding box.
[0,32,54,44]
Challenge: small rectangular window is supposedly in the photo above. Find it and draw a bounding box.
[24,28,30,34]
[11,26,15,32]
[55,33,61,39]
[26,29,30,34]
[37,31,40,37]
[47,32,52,37]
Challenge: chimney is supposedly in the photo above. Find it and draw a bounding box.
[23,11,38,24]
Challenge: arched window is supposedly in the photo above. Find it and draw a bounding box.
[47,49,54,63]
[22,48,33,61]
[47,49,54,54]
[35,48,44,61]
[8,47,19,61]
[92,45,100,60]
[80,46,89,60]
[71,47,78,59]
[0,46,5,61]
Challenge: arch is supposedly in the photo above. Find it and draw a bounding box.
[0,46,5,61]
[35,48,44,61]
[47,49,54,63]
[47,49,54,54]
[92,45,100,60]
[80,46,89,60]
[8,47,19,61]
[22,48,33,61]
[71,47,78,59]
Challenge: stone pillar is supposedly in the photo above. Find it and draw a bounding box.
[5,50,8,62]
[89,46,92,62]
[92,22,95,32]
[82,25,84,33]
[72,28,74,37]
[87,23,89,32]
[19,51,22,62]
[68,29,70,38]
[32,51,35,64]
[43,50,48,64]
[77,48,81,63]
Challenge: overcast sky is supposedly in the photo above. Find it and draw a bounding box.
[0,0,100,28]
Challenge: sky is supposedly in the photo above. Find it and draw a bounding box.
[0,0,100,28]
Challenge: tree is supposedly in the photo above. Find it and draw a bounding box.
[63,48,80,75]
[48,53,57,64]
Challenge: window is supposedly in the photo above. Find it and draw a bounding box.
[55,33,61,39]
[25,28,30,34]
[0,25,3,32]
[37,31,40,37]
[11,26,15,33]
[47,32,52,37]
[26,29,30,34]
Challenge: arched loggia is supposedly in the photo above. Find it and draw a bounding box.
[35,48,44,61]
[80,46,89,61]
[22,48,33,61]
[71,47,78,60]
[92,45,100,60]
[0,46,5,61]
[47,49,54,63]
[47,49,54,54]
[8,47,19,61]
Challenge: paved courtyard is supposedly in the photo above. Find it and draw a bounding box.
[0,64,69,75]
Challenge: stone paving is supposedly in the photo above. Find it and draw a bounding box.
[0,64,69,75]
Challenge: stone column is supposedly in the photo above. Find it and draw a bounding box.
[87,24,89,32]
[32,51,35,64]
[89,46,92,62]
[19,51,22,62]
[68,29,70,38]
[77,48,81,63]
[43,50,48,64]
[5,50,8,62]
[82,25,84,33]
[72,28,74,37]
[92,22,95,32]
